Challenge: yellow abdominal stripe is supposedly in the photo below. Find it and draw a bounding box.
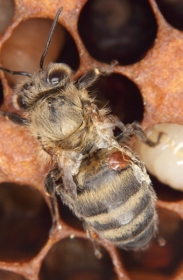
[100,205,153,242]
[84,187,148,227]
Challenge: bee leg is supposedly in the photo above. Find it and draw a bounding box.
[44,168,62,235]
[58,152,82,201]
[84,103,126,139]
[117,122,163,147]
[77,60,118,90]
[105,114,126,131]
[83,221,102,259]
[61,169,78,201]
[0,110,30,126]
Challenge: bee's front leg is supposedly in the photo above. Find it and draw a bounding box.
[76,60,118,90]
[0,110,30,126]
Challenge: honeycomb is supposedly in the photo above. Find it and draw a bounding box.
[0,0,183,279]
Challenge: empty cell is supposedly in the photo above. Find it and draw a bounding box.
[0,183,52,262]
[78,0,157,65]
[88,73,144,125]
[155,0,183,30]
[39,238,116,280]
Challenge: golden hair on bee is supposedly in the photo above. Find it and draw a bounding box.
[0,7,161,256]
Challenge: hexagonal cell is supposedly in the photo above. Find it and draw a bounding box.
[0,183,52,262]
[155,0,183,30]
[88,73,144,125]
[119,208,183,279]
[0,0,14,35]
[1,18,79,86]
[0,270,27,280]
[78,0,157,65]
[39,238,117,280]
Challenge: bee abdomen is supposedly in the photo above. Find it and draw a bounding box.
[84,184,150,228]
[77,167,141,217]
[99,202,155,249]
[84,184,156,249]
[76,161,157,250]
[117,218,155,250]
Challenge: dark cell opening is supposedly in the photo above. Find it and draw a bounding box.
[57,196,83,231]
[119,208,183,279]
[78,0,157,65]
[88,73,144,125]
[39,238,117,280]
[0,183,52,262]
[0,270,27,280]
[0,0,15,35]
[150,174,183,202]
[0,80,4,106]
[57,29,80,71]
[155,0,183,30]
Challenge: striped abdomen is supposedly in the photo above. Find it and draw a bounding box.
[75,150,157,250]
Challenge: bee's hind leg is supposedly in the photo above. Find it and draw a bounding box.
[83,221,102,259]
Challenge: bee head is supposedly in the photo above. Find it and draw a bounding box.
[13,63,72,111]
[0,8,64,112]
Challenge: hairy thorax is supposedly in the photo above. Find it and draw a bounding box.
[28,98,99,158]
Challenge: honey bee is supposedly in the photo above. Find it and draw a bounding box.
[0,8,160,254]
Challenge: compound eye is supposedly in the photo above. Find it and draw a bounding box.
[47,69,66,86]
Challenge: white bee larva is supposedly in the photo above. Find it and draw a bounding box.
[135,123,183,191]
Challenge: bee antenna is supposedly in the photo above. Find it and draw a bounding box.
[40,7,63,70]
[0,67,32,77]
